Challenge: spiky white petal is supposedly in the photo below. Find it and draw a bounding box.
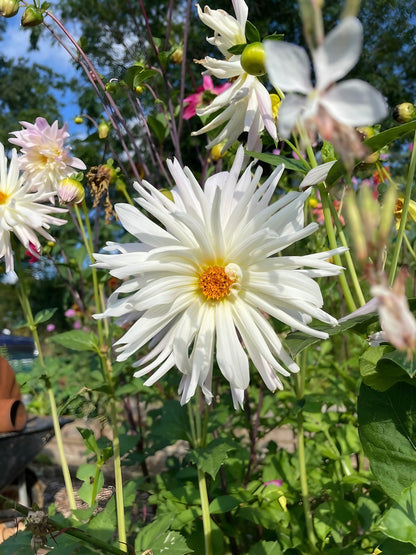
[95,147,345,408]
[0,144,67,273]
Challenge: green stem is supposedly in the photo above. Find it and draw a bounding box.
[294,356,317,553]
[404,232,416,262]
[327,200,366,306]
[14,257,76,512]
[110,395,127,552]
[74,204,126,550]
[198,467,213,555]
[389,130,416,285]
[0,494,126,555]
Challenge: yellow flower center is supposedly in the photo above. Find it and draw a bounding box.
[0,191,9,205]
[199,265,235,300]
[270,94,281,121]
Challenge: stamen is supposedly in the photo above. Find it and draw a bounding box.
[0,191,9,205]
[199,265,234,300]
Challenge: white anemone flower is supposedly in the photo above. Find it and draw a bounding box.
[0,144,67,273]
[264,17,387,152]
[94,147,345,408]
[192,0,277,152]
[9,117,86,196]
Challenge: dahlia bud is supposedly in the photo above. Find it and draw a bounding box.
[393,102,416,124]
[240,42,266,76]
[98,121,110,139]
[74,116,83,124]
[171,47,183,65]
[58,178,85,205]
[135,85,143,94]
[0,0,19,18]
[357,127,379,164]
[21,5,43,27]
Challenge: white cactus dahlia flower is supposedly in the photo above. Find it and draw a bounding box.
[0,144,67,273]
[94,148,344,408]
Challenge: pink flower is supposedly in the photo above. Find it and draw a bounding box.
[9,118,86,196]
[65,308,76,318]
[46,324,55,332]
[183,76,231,120]
[312,200,345,226]
[73,320,81,330]
[25,242,41,264]
[264,479,283,487]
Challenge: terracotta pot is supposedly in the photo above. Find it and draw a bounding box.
[0,398,27,433]
[0,356,22,400]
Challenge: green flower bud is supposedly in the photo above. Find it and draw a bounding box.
[171,47,183,65]
[393,102,416,124]
[240,42,266,76]
[98,121,110,139]
[21,5,44,27]
[0,0,19,18]
[74,116,83,124]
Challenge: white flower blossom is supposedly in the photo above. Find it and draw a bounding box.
[192,0,277,152]
[94,147,345,408]
[0,144,67,273]
[264,17,387,152]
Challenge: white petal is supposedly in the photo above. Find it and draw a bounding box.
[321,80,388,126]
[277,94,307,139]
[299,161,336,189]
[264,40,312,94]
[313,17,363,91]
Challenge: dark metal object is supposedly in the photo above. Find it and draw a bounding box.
[0,416,71,490]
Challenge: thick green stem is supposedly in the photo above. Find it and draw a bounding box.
[198,467,213,555]
[389,130,416,285]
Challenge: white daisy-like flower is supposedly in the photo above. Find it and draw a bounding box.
[264,17,387,146]
[94,147,345,408]
[192,0,277,152]
[0,144,67,273]
[9,117,86,196]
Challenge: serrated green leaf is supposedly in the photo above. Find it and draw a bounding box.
[76,464,104,506]
[263,34,284,41]
[50,330,100,352]
[148,113,169,143]
[190,438,237,480]
[378,481,416,546]
[245,149,309,172]
[249,540,283,554]
[34,307,57,324]
[358,382,416,500]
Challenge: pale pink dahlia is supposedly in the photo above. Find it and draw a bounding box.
[9,117,86,196]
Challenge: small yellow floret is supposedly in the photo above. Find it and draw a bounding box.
[199,266,234,300]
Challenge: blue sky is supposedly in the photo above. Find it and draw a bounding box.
[2,14,86,138]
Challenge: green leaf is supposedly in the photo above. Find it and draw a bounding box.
[228,43,246,55]
[189,438,237,480]
[34,307,57,325]
[365,120,416,152]
[249,541,283,554]
[262,34,284,42]
[360,345,411,391]
[378,481,416,546]
[245,150,309,172]
[76,464,104,506]
[209,495,241,514]
[50,330,100,352]
[326,121,416,186]
[358,382,416,500]
[77,427,99,456]
[148,113,169,143]
[245,20,260,43]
